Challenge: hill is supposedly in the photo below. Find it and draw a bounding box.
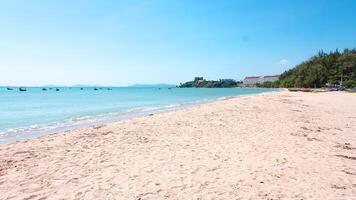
[259,48,356,88]
[179,77,242,88]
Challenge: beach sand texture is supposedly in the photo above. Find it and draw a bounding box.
[0,91,355,199]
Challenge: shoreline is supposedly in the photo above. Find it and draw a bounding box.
[0,90,278,144]
[1,90,355,199]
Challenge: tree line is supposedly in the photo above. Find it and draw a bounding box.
[178,77,242,88]
[258,48,356,88]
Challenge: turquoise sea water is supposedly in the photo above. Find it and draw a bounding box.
[0,87,275,143]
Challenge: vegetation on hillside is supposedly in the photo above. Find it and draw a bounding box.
[258,48,356,88]
[179,77,242,88]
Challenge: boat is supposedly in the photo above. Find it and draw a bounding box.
[42,88,47,91]
[6,87,13,90]
[94,88,98,91]
[288,88,313,92]
[19,87,27,92]
[56,88,60,91]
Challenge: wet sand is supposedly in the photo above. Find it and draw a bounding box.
[0,91,355,199]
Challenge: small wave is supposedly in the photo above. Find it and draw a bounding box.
[217,96,235,100]
[217,97,228,100]
[70,115,93,122]
[163,104,181,108]
[0,124,49,138]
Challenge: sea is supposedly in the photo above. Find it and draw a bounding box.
[0,87,276,143]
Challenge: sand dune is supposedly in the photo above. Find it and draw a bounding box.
[0,91,355,199]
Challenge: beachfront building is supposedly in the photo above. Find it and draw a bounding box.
[243,75,280,85]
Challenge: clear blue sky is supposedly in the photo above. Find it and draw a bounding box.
[1,0,355,86]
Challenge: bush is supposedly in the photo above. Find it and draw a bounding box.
[343,80,356,88]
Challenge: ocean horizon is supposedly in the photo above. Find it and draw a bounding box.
[0,87,275,143]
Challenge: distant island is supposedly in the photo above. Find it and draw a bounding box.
[178,77,242,88]
[129,84,176,88]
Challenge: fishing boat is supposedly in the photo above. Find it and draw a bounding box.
[19,87,27,92]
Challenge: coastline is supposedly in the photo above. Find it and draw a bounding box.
[0,89,278,144]
[0,90,355,199]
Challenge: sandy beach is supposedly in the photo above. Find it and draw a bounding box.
[0,91,355,199]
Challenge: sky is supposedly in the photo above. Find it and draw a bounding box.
[0,0,355,86]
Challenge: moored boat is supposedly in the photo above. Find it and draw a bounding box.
[19,87,27,92]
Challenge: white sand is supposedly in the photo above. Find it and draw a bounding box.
[0,91,355,199]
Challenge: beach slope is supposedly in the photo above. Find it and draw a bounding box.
[0,91,355,199]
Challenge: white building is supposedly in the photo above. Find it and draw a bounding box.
[243,75,280,85]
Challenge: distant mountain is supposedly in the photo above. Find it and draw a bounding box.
[71,84,102,88]
[43,84,67,87]
[129,84,176,88]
